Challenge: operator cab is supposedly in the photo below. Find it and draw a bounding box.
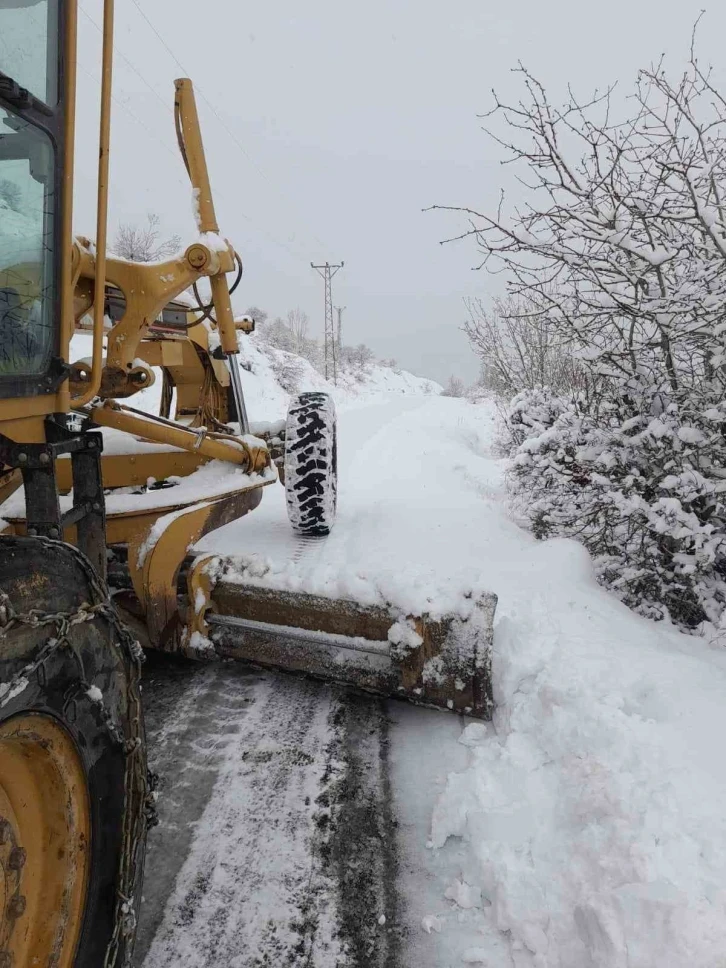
[0,0,66,400]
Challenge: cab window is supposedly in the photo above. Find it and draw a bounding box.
[0,105,55,377]
[0,0,59,106]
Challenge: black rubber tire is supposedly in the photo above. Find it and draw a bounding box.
[284,391,338,536]
[0,535,149,968]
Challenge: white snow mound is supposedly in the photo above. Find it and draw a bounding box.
[429,460,726,967]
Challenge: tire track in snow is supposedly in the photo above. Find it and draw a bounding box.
[137,656,403,968]
[291,534,324,566]
[315,694,403,967]
[134,656,258,966]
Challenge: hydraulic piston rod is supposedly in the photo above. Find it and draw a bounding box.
[227,355,250,435]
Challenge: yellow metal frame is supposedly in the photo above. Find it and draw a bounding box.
[0,0,79,439]
[72,0,115,408]
[88,402,268,471]
[69,78,241,402]
[0,0,272,660]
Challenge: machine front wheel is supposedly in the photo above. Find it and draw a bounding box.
[284,392,338,536]
[0,535,150,968]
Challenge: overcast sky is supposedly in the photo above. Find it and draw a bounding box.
[73,0,726,384]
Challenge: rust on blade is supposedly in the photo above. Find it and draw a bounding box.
[206,580,497,719]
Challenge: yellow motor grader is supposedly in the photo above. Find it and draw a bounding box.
[0,1,495,965]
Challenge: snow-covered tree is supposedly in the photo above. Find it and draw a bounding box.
[441,36,726,636]
[464,293,583,399]
[437,41,726,405]
[286,307,310,354]
[259,316,295,353]
[349,343,375,371]
[258,310,324,373]
[243,305,268,328]
[442,375,466,397]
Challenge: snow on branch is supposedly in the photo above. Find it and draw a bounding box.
[448,34,726,637]
[433,46,726,399]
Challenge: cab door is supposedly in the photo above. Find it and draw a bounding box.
[0,0,72,436]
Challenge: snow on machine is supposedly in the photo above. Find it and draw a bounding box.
[0,2,495,964]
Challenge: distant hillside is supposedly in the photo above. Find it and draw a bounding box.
[239,334,441,422]
[69,331,441,424]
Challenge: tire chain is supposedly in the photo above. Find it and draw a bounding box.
[0,536,157,968]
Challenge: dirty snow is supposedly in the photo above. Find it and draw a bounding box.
[137,663,403,968]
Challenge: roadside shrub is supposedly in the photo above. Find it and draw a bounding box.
[508,385,726,634]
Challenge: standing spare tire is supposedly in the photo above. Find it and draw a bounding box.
[284,391,338,536]
[0,535,151,968]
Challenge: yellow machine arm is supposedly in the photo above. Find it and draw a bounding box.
[69,79,242,405]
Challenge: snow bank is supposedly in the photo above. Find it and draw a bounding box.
[422,405,726,968]
[238,333,440,423]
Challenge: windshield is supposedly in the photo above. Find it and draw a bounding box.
[0,105,55,376]
[0,0,59,105]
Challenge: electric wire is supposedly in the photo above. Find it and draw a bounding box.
[77,1,320,273]
[79,3,176,120]
[76,61,189,193]
[127,0,330,252]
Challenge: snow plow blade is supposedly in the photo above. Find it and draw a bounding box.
[203,582,497,719]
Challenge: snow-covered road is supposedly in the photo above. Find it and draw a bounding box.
[197,394,502,620]
[136,394,485,968]
[137,393,726,968]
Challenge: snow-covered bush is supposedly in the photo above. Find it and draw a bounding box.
[267,350,307,393]
[506,386,570,445]
[508,383,726,632]
[442,40,726,636]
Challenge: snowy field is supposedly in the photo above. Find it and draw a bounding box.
[198,390,726,968]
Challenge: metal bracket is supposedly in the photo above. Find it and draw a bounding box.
[0,417,108,580]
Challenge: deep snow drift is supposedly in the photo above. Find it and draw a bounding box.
[236,331,442,423]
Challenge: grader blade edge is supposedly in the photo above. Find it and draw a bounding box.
[201,579,497,719]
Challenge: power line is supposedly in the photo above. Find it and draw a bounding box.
[76,61,188,192]
[79,3,175,119]
[127,0,329,253]
[312,262,344,383]
[76,13,314,271]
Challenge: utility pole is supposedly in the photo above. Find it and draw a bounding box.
[335,306,346,359]
[311,261,344,383]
